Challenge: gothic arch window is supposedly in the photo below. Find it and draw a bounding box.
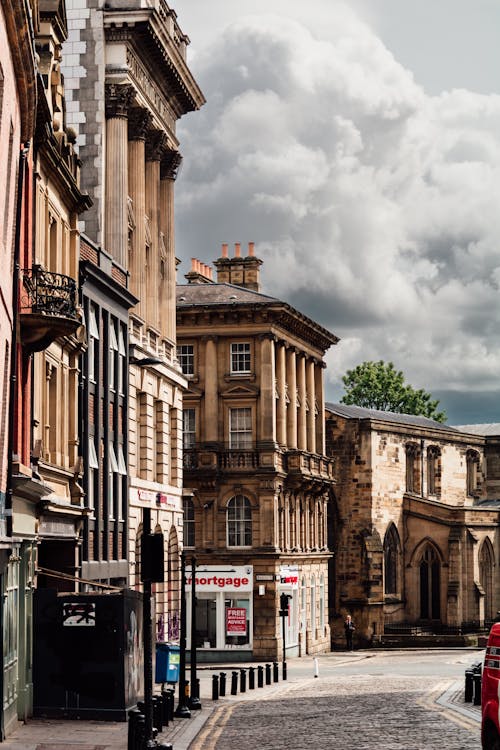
[406,442,421,494]
[384,524,401,596]
[427,446,441,496]
[466,449,481,497]
[480,538,495,621]
[419,543,440,620]
[227,495,252,547]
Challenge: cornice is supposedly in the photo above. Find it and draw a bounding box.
[4,0,37,142]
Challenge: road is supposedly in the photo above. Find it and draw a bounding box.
[192,649,483,750]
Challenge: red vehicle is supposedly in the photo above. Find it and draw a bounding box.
[482,623,500,749]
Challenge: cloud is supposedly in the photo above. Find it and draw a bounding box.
[176,10,500,401]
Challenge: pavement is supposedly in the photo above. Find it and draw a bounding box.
[0,654,482,750]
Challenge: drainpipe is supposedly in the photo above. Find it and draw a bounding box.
[420,439,425,497]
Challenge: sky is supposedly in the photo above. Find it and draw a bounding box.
[172,1,500,424]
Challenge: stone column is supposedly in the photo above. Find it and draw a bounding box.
[306,359,316,454]
[315,362,326,455]
[259,334,276,445]
[145,130,168,332]
[204,336,218,444]
[128,107,152,318]
[105,84,135,269]
[159,151,182,344]
[276,342,287,446]
[297,353,307,451]
[286,347,297,449]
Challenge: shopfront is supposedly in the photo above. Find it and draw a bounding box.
[279,565,299,657]
[185,565,253,662]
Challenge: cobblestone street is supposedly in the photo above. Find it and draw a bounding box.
[192,652,482,750]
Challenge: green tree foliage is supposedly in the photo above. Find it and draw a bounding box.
[340,360,447,423]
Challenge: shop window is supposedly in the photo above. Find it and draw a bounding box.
[224,598,250,647]
[177,344,194,376]
[383,524,400,596]
[427,446,441,496]
[229,407,252,449]
[230,342,251,374]
[466,449,480,497]
[227,495,252,547]
[405,442,421,494]
[183,497,195,548]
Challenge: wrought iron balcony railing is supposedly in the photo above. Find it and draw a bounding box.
[21,265,78,319]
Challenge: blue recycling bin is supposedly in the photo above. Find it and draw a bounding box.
[155,643,180,684]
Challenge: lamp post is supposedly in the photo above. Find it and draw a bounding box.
[189,555,201,709]
[142,507,154,745]
[279,592,291,680]
[174,551,191,718]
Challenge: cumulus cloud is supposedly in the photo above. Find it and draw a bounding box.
[176,9,500,406]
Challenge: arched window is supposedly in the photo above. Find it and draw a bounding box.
[227,495,252,547]
[427,446,441,496]
[480,539,495,621]
[466,450,480,497]
[419,544,440,620]
[300,577,307,636]
[406,443,421,494]
[310,575,316,634]
[384,524,400,596]
[183,497,195,548]
[319,575,325,629]
[167,526,180,641]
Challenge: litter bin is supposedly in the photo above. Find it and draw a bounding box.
[155,643,180,685]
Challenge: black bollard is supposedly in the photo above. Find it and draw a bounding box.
[273,661,279,682]
[127,708,141,750]
[231,670,238,695]
[248,666,255,690]
[219,672,227,697]
[265,663,271,685]
[160,691,170,726]
[282,660,287,681]
[240,668,246,693]
[152,695,163,733]
[473,672,482,706]
[135,714,146,750]
[257,665,264,688]
[464,669,473,702]
[212,674,219,701]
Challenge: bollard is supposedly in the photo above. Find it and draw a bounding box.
[231,670,238,696]
[464,669,473,702]
[135,714,146,750]
[164,688,175,723]
[152,695,163,733]
[265,663,271,685]
[314,657,319,678]
[240,668,246,693]
[212,674,219,701]
[282,661,287,681]
[127,708,141,750]
[473,671,482,706]
[248,666,255,690]
[160,691,170,726]
[258,665,264,688]
[273,661,279,683]
[219,672,227,697]
[156,744,173,750]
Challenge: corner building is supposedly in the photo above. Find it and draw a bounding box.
[177,244,338,660]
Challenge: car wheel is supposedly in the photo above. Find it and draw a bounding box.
[483,722,500,750]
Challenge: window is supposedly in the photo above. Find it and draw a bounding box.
[177,345,194,376]
[183,409,196,449]
[227,495,252,547]
[108,442,119,519]
[230,342,251,374]
[427,446,441,496]
[118,326,126,395]
[88,305,99,383]
[229,407,252,449]
[109,321,118,390]
[183,497,195,548]
[384,524,400,596]
[466,449,480,497]
[419,544,440,620]
[319,575,325,629]
[310,575,316,633]
[87,437,99,514]
[405,443,421,494]
[480,539,495,621]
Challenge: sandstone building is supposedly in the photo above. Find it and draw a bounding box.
[177,244,338,660]
[325,403,500,648]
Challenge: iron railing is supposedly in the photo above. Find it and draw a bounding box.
[21,265,78,320]
[384,620,494,636]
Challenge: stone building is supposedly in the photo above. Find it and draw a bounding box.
[62,0,204,638]
[325,403,500,648]
[176,244,338,661]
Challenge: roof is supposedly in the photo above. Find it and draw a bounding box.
[325,402,460,432]
[176,283,279,306]
[453,424,500,436]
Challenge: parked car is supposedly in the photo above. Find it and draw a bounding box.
[482,623,500,749]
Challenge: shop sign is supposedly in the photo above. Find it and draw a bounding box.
[226,607,247,636]
[185,565,253,592]
[279,565,299,589]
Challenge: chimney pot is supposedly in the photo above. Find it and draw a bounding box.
[191,257,197,271]
[248,242,255,257]
[221,243,228,258]
[234,242,241,258]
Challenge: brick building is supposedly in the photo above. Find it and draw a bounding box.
[177,244,337,661]
[325,403,500,648]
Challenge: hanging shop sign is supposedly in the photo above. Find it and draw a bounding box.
[279,565,299,589]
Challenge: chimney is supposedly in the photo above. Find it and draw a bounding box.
[184,257,215,284]
[213,241,263,291]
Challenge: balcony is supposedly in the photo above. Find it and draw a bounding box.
[20,265,80,351]
[183,444,283,474]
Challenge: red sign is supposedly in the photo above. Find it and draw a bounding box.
[226,607,247,636]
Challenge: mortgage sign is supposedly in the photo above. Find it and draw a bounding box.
[226,607,247,636]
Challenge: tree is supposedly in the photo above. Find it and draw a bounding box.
[340,360,447,423]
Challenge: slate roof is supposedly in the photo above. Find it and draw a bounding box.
[453,424,500,436]
[325,402,460,433]
[176,282,279,306]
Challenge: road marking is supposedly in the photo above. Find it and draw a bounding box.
[190,704,236,750]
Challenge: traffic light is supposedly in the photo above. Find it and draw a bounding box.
[279,592,291,617]
[141,532,164,583]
